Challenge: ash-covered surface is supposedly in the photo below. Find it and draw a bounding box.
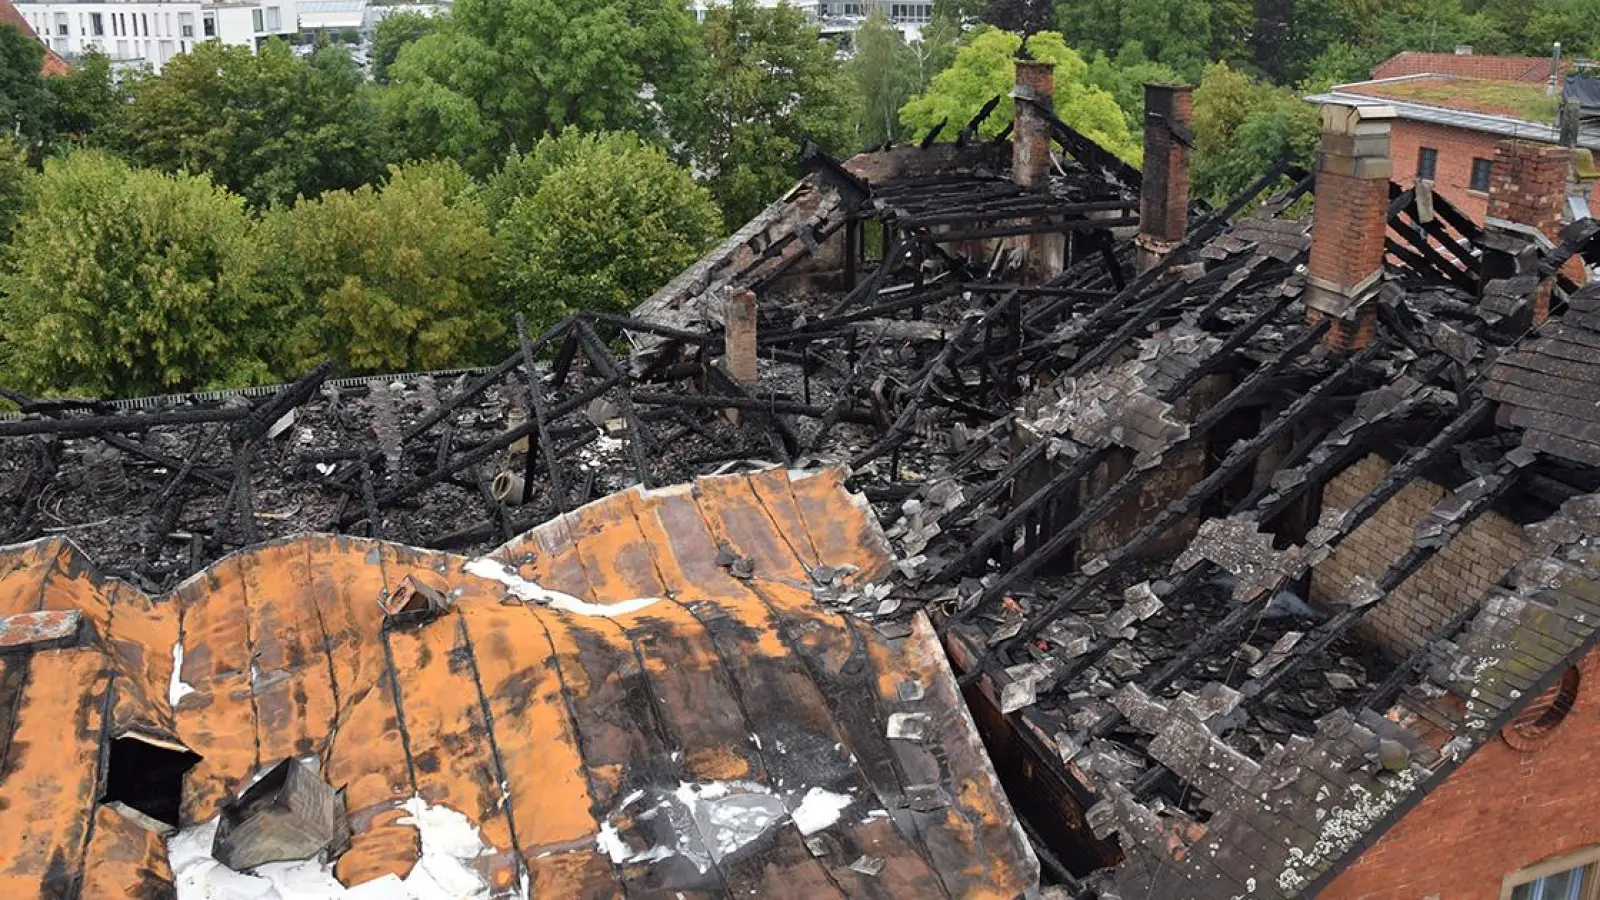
[0,366,781,592]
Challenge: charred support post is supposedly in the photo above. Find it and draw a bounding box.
[1136,83,1192,273]
[1306,101,1394,351]
[1012,60,1065,283]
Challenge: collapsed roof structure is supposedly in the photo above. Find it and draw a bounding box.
[7,59,1600,900]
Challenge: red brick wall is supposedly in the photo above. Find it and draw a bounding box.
[1320,646,1600,900]
[1310,454,1529,659]
[1388,120,1600,224]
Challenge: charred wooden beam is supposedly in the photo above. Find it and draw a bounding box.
[345,376,622,524]
[997,340,1382,656]
[0,406,252,437]
[572,320,655,486]
[231,361,333,444]
[930,216,1139,244]
[515,314,571,513]
[959,320,1332,617]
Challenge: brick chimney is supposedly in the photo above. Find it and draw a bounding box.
[1136,83,1192,272]
[1485,139,1595,323]
[1306,102,1395,351]
[1013,60,1054,190]
[1012,60,1064,281]
[725,289,758,387]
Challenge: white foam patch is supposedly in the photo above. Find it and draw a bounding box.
[169,797,524,900]
[464,558,660,618]
[792,787,854,836]
[169,642,196,707]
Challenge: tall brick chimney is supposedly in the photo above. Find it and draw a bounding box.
[1306,102,1395,352]
[1484,139,1594,323]
[1013,60,1054,190]
[1136,83,1192,272]
[1012,60,1064,281]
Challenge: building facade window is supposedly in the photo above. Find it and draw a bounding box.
[1471,157,1494,192]
[180,12,194,37]
[53,12,67,36]
[91,12,104,36]
[890,2,932,21]
[252,8,264,32]
[1503,846,1600,900]
[203,15,216,37]
[265,6,280,30]
[1417,147,1437,180]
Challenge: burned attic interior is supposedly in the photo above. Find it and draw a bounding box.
[8,69,1600,900]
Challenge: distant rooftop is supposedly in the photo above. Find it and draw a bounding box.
[1372,49,1567,85]
[1343,74,1560,123]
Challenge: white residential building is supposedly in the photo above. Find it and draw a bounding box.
[13,0,298,72]
[688,0,935,43]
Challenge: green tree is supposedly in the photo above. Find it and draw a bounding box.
[1520,0,1600,57]
[481,128,605,224]
[0,151,271,397]
[849,10,920,147]
[42,50,122,146]
[110,41,382,209]
[0,135,28,247]
[691,0,852,227]
[900,28,1140,163]
[372,11,441,84]
[985,0,1055,32]
[1083,41,1181,135]
[1189,62,1318,207]
[388,0,702,158]
[492,131,722,332]
[377,75,497,174]
[0,23,50,147]
[1116,0,1211,76]
[258,160,502,374]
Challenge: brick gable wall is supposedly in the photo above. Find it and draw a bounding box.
[1320,646,1600,900]
[1310,454,1530,659]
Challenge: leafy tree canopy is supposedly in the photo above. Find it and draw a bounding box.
[492,130,723,333]
[258,160,502,374]
[377,73,498,175]
[899,28,1140,164]
[691,0,853,227]
[1083,41,1182,135]
[43,50,123,147]
[109,40,382,209]
[388,0,703,158]
[372,11,441,84]
[0,151,271,396]
[1189,61,1318,207]
[848,10,921,148]
[0,23,50,147]
[0,135,29,248]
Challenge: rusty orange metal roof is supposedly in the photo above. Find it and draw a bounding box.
[0,467,1037,898]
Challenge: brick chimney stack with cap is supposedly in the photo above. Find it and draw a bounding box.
[1306,102,1396,351]
[1012,59,1065,280]
[1136,83,1193,272]
[1484,139,1596,323]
